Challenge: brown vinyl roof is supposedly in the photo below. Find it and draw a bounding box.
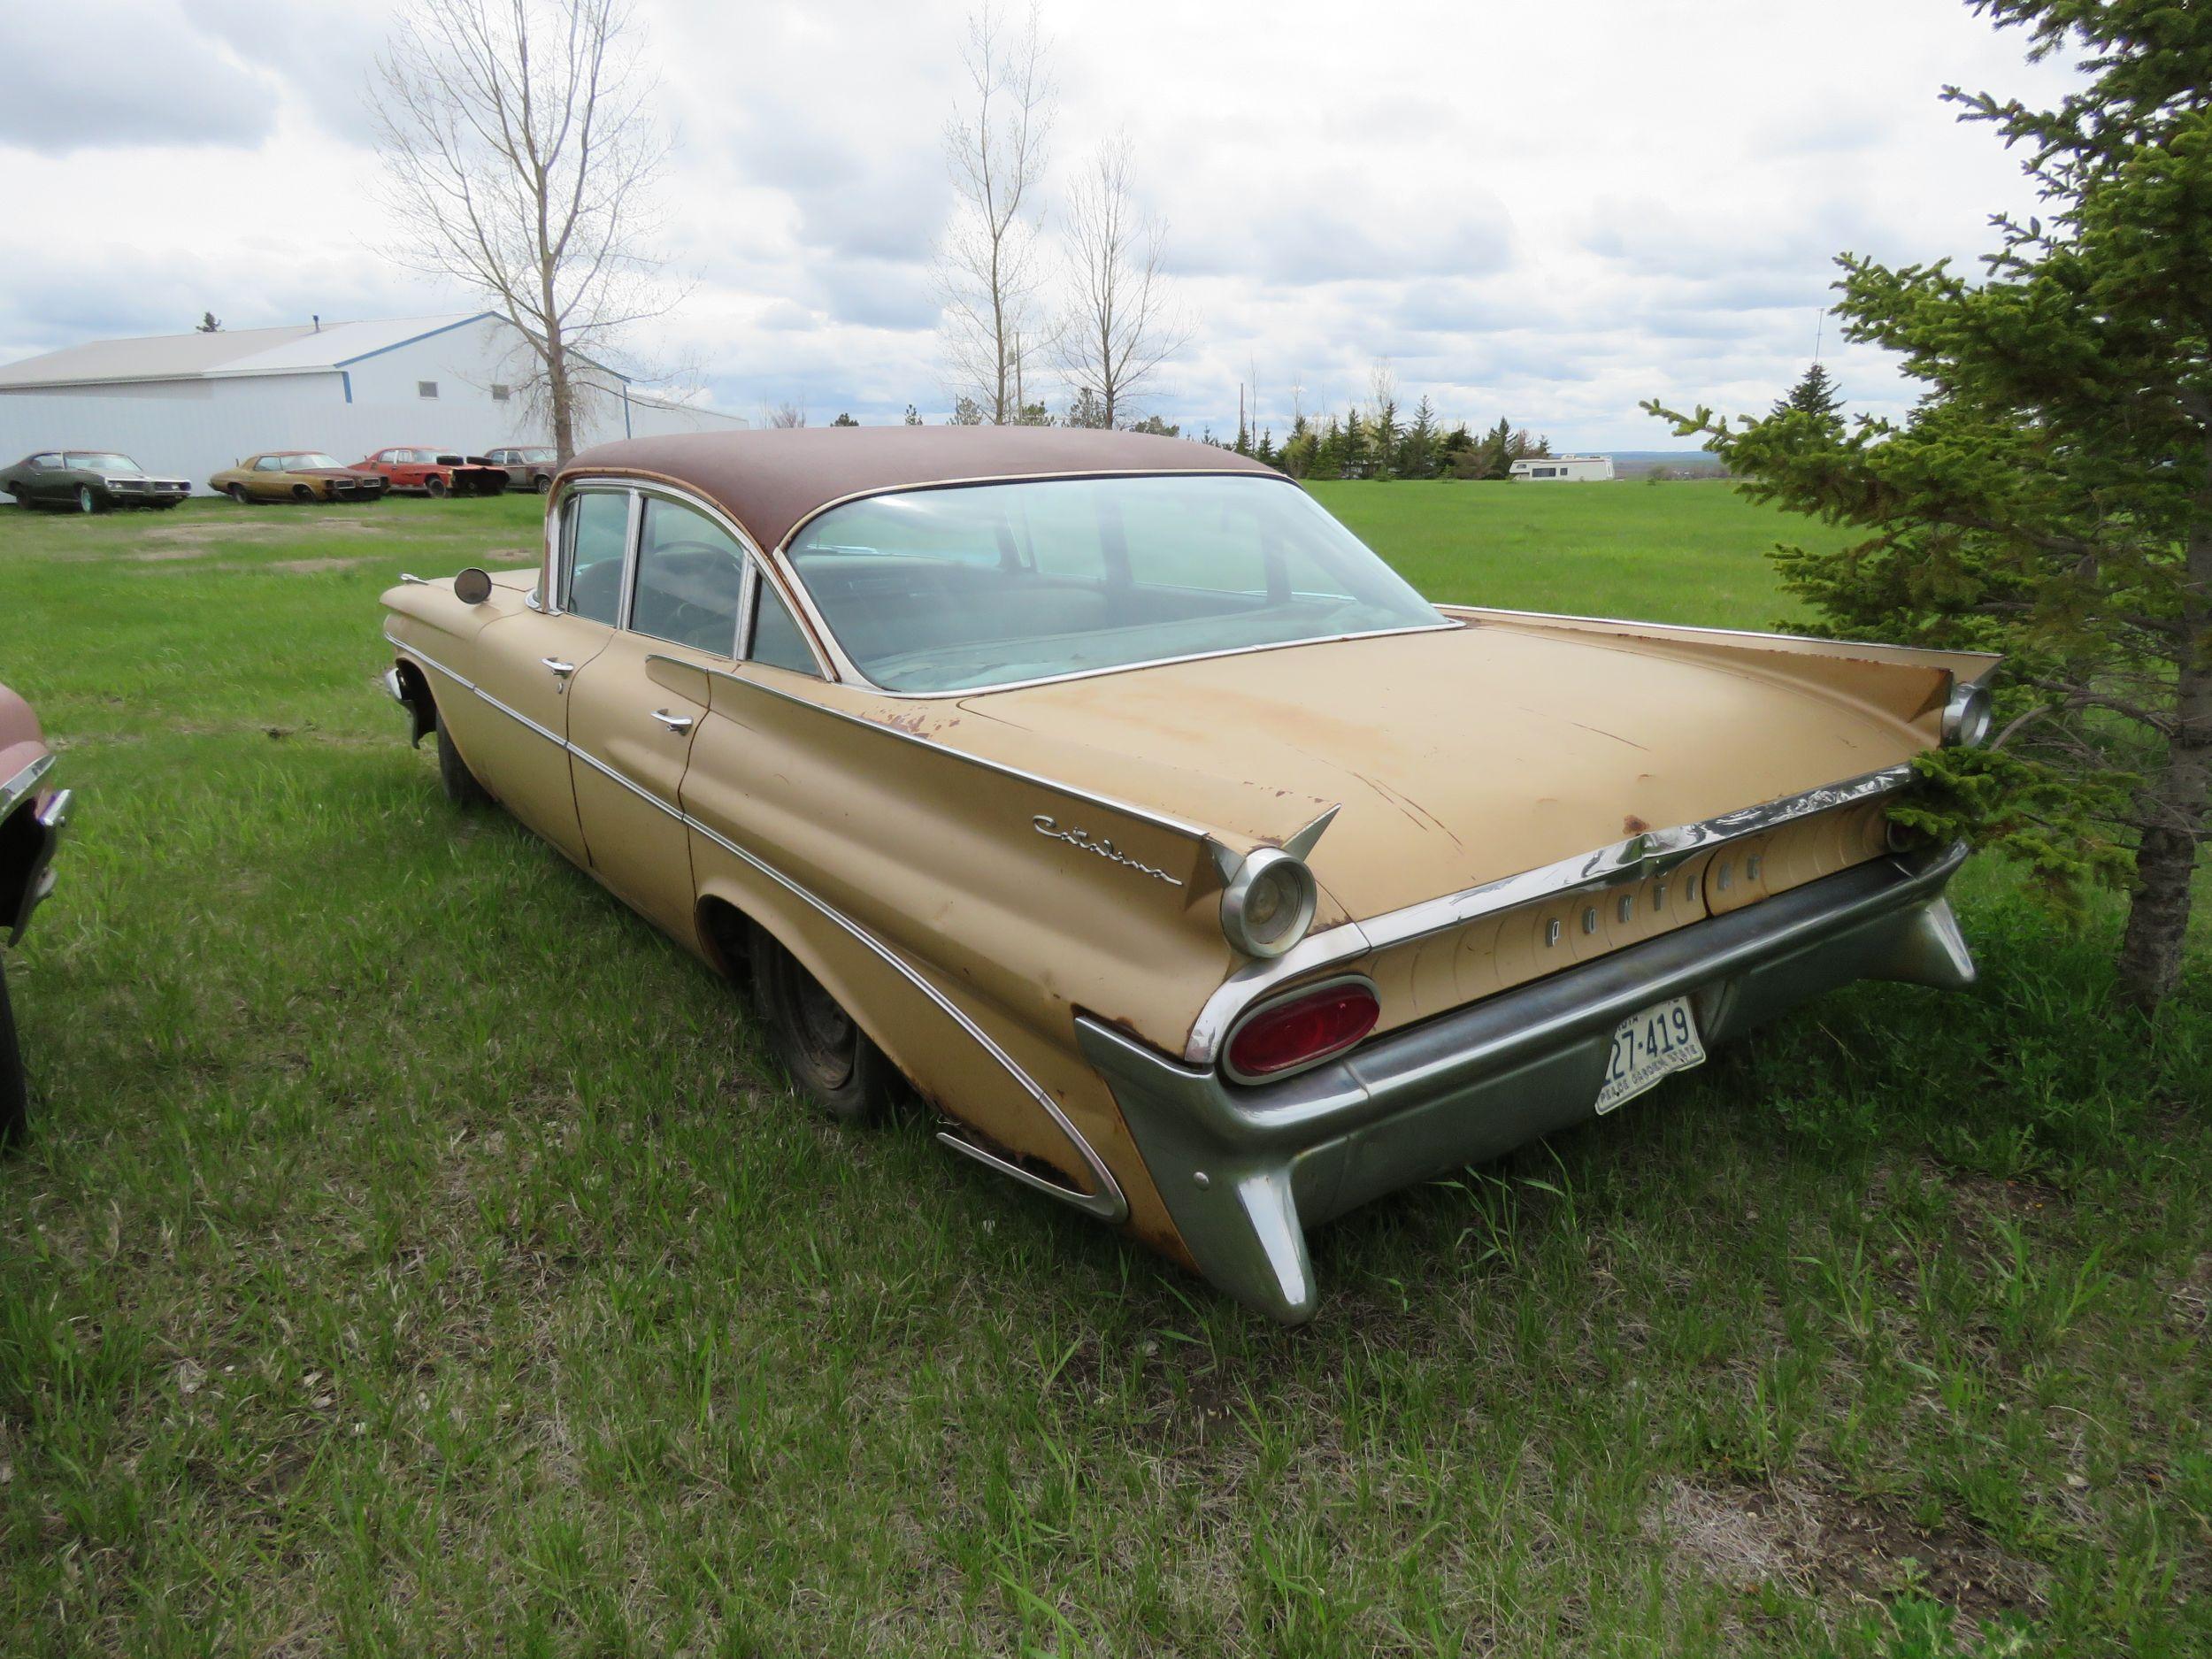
[562,426,1281,550]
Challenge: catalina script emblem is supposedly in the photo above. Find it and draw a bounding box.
[1032,815,1184,887]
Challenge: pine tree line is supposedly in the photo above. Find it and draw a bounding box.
[1238,400,1552,481]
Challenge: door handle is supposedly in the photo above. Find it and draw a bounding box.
[650,709,695,733]
[541,657,576,678]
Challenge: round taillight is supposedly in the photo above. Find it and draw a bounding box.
[1226,978,1381,1083]
[1220,847,1317,958]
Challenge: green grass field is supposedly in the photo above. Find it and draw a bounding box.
[0,483,2204,1656]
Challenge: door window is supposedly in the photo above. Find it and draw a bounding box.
[630,496,746,654]
[563,490,633,625]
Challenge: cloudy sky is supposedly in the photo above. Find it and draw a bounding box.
[2,0,2084,447]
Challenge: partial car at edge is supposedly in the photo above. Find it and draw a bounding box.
[0,680,72,1148]
[380,426,2001,1325]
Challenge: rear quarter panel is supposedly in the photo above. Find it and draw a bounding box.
[679,666,1241,1252]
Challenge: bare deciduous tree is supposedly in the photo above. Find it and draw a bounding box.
[933,3,1053,426]
[1057,134,1187,429]
[371,0,672,463]
[764,399,808,429]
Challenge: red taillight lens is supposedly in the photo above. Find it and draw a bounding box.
[1226,980,1381,1081]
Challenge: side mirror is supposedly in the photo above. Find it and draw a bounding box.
[453,567,494,604]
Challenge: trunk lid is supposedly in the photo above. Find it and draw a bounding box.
[944,620,1945,921]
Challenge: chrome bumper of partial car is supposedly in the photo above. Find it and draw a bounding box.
[382,665,433,746]
[8,787,72,946]
[1077,841,1976,1325]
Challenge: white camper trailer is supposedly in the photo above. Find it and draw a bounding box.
[1509,454,1615,482]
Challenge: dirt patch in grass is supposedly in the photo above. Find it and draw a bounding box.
[1649,1474,2043,1632]
[138,522,282,548]
[127,546,214,562]
[265,557,377,574]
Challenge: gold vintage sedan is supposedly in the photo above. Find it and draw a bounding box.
[380,429,1998,1323]
[209,452,390,504]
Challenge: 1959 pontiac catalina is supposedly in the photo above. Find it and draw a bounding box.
[380,428,1999,1323]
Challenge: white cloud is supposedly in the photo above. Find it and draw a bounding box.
[0,0,2088,442]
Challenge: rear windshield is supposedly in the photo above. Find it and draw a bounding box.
[784,473,1444,693]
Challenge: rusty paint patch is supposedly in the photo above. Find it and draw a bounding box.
[1624,814,1650,834]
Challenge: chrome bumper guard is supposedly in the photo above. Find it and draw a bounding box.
[8,787,73,946]
[1078,843,1976,1325]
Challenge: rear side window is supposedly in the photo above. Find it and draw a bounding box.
[563,491,631,625]
[629,496,744,654]
[749,580,819,676]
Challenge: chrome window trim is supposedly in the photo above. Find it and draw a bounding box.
[783,621,1465,703]
[614,488,644,633]
[1,752,55,819]
[1180,762,1921,1066]
[768,468,1459,700]
[555,474,831,677]
[383,630,1123,1223]
[1443,603,2004,687]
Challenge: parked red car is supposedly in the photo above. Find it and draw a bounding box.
[1,680,71,1147]
[352,446,507,498]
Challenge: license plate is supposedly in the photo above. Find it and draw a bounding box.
[1594,995,1706,1114]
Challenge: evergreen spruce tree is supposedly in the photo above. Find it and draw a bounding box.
[1773,361,1846,426]
[1651,0,2212,1008]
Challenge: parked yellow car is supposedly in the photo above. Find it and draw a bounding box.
[379,428,1999,1322]
[208,452,390,504]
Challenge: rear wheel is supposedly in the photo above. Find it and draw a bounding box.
[228,484,252,506]
[0,961,25,1151]
[425,475,449,499]
[436,719,490,806]
[749,928,896,1124]
[534,472,551,493]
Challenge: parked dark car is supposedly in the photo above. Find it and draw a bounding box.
[0,450,190,512]
[483,446,558,492]
[1,680,71,1147]
[353,447,507,497]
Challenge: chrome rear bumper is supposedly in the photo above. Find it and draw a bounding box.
[1078,843,1976,1325]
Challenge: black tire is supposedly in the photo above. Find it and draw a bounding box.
[75,485,99,515]
[425,475,449,500]
[533,472,551,493]
[228,484,252,506]
[0,961,25,1152]
[748,927,896,1124]
[292,484,314,503]
[436,720,491,807]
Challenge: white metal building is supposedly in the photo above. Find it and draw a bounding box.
[1509,454,1616,482]
[0,312,744,493]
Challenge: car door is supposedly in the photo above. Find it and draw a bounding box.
[27,455,64,504]
[250,456,288,500]
[562,489,748,943]
[449,486,633,865]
